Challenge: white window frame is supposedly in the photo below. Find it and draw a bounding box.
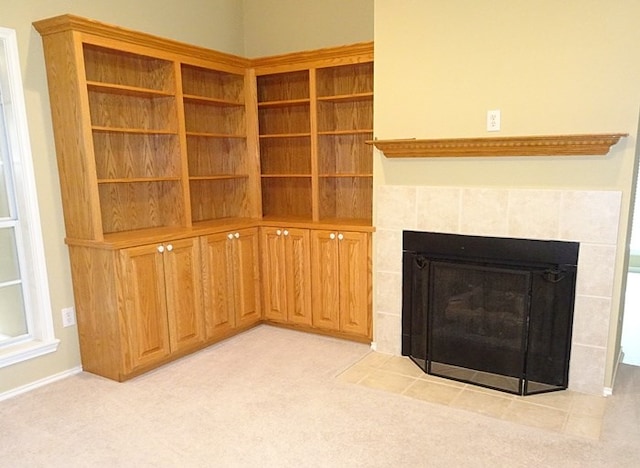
[0,26,59,367]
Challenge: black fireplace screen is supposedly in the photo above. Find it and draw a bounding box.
[402,231,579,396]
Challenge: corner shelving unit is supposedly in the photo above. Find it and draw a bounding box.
[254,47,374,226]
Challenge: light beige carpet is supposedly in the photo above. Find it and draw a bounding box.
[2,325,639,467]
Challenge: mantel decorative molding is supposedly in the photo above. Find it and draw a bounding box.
[367,133,628,158]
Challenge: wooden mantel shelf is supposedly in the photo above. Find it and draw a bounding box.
[367,133,628,157]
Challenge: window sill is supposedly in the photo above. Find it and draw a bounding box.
[0,338,61,369]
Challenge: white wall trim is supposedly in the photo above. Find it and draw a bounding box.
[0,338,60,369]
[0,365,82,402]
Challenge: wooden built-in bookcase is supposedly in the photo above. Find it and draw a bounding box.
[34,14,373,381]
[255,58,373,225]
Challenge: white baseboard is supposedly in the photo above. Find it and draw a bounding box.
[603,348,625,397]
[0,366,83,402]
[370,341,377,351]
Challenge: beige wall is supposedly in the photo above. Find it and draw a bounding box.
[373,0,640,389]
[0,0,244,396]
[242,0,374,57]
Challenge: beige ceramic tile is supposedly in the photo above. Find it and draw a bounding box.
[373,313,402,355]
[450,389,513,419]
[417,372,466,388]
[374,229,403,274]
[403,379,463,406]
[416,186,461,233]
[376,185,417,229]
[459,188,509,237]
[564,414,603,440]
[559,190,621,244]
[336,364,370,384]
[507,189,561,239]
[575,244,616,298]
[378,356,425,378]
[570,393,608,418]
[503,400,567,432]
[572,295,611,348]
[520,391,574,412]
[358,369,416,394]
[356,351,393,369]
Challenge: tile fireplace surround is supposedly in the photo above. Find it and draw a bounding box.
[374,185,622,396]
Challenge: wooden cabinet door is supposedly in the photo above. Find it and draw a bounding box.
[310,230,341,330]
[201,232,235,340]
[261,227,311,325]
[232,228,262,328]
[163,238,205,352]
[284,228,312,326]
[261,227,288,322]
[120,244,171,373]
[337,231,370,336]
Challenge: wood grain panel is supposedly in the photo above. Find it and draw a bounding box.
[83,43,175,92]
[93,132,180,179]
[163,237,204,351]
[310,230,340,329]
[119,244,171,373]
[181,64,244,102]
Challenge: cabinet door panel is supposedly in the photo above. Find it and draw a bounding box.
[338,232,370,336]
[310,230,340,329]
[163,238,204,351]
[234,228,262,328]
[285,228,312,325]
[201,232,235,339]
[261,228,287,321]
[120,244,171,373]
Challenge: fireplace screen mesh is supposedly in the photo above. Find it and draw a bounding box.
[402,231,578,396]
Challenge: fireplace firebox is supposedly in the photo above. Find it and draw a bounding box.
[402,231,579,395]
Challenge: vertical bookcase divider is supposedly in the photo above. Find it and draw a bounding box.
[244,67,262,220]
[173,60,193,229]
[309,68,320,222]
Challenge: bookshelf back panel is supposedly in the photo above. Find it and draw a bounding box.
[261,178,312,219]
[83,44,175,92]
[257,71,309,102]
[317,99,373,133]
[99,181,184,233]
[190,179,249,221]
[181,65,244,102]
[258,105,310,135]
[318,133,373,175]
[183,102,245,135]
[88,92,178,131]
[93,133,181,180]
[319,177,372,221]
[260,137,311,175]
[187,137,247,176]
[316,62,373,97]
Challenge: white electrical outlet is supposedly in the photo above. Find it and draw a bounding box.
[487,109,501,132]
[61,306,76,327]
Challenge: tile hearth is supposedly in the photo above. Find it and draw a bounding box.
[338,352,607,440]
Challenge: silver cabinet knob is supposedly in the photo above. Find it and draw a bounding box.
[283,230,289,236]
[234,232,240,239]
[157,245,165,253]
[166,244,173,252]
[337,233,344,241]
[329,233,336,240]
[276,229,282,236]
[227,233,234,240]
